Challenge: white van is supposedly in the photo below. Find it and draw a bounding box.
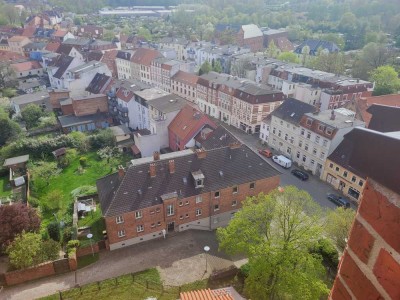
[272,155,292,169]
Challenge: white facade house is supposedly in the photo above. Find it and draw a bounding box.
[115,51,133,80]
[259,116,271,144]
[47,55,82,92]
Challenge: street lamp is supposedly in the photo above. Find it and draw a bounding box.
[204,246,210,274]
[87,233,94,256]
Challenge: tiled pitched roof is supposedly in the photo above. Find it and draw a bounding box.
[356,94,400,126]
[241,24,263,39]
[271,98,315,125]
[180,288,234,300]
[11,61,42,72]
[53,54,74,79]
[97,144,280,217]
[101,49,118,76]
[116,86,135,103]
[22,26,36,38]
[0,50,25,62]
[294,39,339,55]
[346,127,400,194]
[130,48,162,66]
[53,30,68,37]
[87,51,103,61]
[45,41,61,52]
[195,126,239,150]
[168,105,216,142]
[273,37,294,52]
[56,44,75,55]
[367,104,400,133]
[172,70,199,86]
[86,73,112,94]
[8,35,28,42]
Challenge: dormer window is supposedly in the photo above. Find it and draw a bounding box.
[326,128,333,135]
[318,124,325,132]
[306,118,313,126]
[192,170,205,188]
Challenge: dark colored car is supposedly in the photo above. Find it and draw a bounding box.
[327,193,351,208]
[291,169,309,181]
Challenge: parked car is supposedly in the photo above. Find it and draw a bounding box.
[272,155,292,168]
[258,148,273,158]
[327,193,351,208]
[291,169,309,180]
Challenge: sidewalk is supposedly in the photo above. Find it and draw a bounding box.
[1,230,239,300]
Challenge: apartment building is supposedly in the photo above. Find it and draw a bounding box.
[97,144,280,250]
[171,71,199,103]
[8,36,31,54]
[158,37,189,61]
[116,50,133,80]
[197,72,284,133]
[150,57,180,92]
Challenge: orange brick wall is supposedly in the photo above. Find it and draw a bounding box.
[76,242,100,257]
[4,262,55,286]
[49,90,70,109]
[72,95,108,117]
[105,175,280,246]
[330,178,400,299]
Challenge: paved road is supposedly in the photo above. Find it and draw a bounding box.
[217,122,356,210]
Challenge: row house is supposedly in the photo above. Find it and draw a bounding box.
[158,37,189,61]
[55,60,111,97]
[115,50,133,80]
[322,129,367,202]
[10,61,44,79]
[196,72,284,133]
[97,144,280,250]
[171,71,199,103]
[150,57,180,92]
[8,36,31,55]
[131,48,163,84]
[295,109,364,177]
[266,98,315,154]
[56,44,85,62]
[75,25,104,39]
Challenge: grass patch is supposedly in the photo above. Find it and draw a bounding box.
[78,205,105,246]
[78,253,99,269]
[41,269,214,300]
[0,175,12,198]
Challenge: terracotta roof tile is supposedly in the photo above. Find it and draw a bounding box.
[22,26,36,38]
[11,61,42,72]
[172,70,199,86]
[45,41,61,52]
[358,94,400,126]
[131,48,162,66]
[180,288,234,300]
[8,35,29,42]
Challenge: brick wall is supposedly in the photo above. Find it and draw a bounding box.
[330,178,400,299]
[72,95,108,117]
[106,175,280,248]
[49,90,70,109]
[76,242,100,257]
[61,103,74,115]
[68,253,77,271]
[4,262,55,286]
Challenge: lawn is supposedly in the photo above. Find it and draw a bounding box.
[0,175,12,199]
[41,268,209,300]
[78,204,105,246]
[77,253,99,269]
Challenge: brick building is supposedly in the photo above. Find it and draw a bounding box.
[237,24,263,52]
[330,127,400,299]
[171,71,199,103]
[97,144,280,250]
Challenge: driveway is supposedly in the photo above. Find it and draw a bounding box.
[1,230,234,300]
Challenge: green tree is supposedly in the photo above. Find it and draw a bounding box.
[370,65,400,96]
[217,186,329,300]
[41,190,63,212]
[21,104,45,129]
[47,221,60,242]
[265,40,279,58]
[97,146,120,163]
[212,60,223,73]
[7,232,42,269]
[137,27,152,41]
[29,161,60,186]
[324,207,356,252]
[198,61,212,75]
[308,51,345,75]
[277,52,300,63]
[0,107,21,146]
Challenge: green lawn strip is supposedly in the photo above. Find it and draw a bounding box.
[78,204,105,246]
[77,253,99,269]
[0,175,12,198]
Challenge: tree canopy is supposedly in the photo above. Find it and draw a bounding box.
[217,186,329,300]
[370,65,400,96]
[324,207,356,252]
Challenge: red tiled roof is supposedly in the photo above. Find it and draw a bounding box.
[130,48,162,66]
[101,49,118,76]
[8,35,29,43]
[53,30,68,37]
[45,41,61,52]
[180,289,234,300]
[11,61,42,72]
[22,26,36,38]
[116,87,135,103]
[172,70,199,86]
[357,94,400,126]
[0,50,25,62]
[274,37,294,52]
[168,105,216,142]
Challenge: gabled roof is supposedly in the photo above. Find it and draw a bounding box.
[23,42,46,50]
[86,73,112,94]
[130,48,162,66]
[22,26,36,38]
[0,50,25,62]
[116,86,135,103]
[53,30,68,37]
[45,41,61,52]
[241,24,263,39]
[180,288,234,300]
[356,94,400,126]
[52,54,74,79]
[3,155,29,167]
[271,98,315,125]
[87,51,103,61]
[97,144,280,217]
[11,61,42,72]
[116,50,133,60]
[346,127,400,194]
[195,125,239,150]
[100,49,118,76]
[172,70,199,86]
[367,104,400,133]
[8,35,29,43]
[294,39,339,55]
[273,37,294,52]
[168,105,216,142]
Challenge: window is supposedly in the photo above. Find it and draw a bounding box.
[306,118,312,126]
[156,208,161,213]
[215,191,220,198]
[166,204,174,216]
[272,127,276,134]
[185,200,189,205]
[315,136,320,143]
[326,128,333,135]
[196,179,204,187]
[157,221,161,226]
[232,186,238,194]
[351,176,356,183]
[287,147,291,154]
[280,120,283,125]
[150,210,155,215]
[311,159,315,165]
[179,215,183,220]
[359,180,364,187]
[232,200,237,206]
[302,155,306,162]
[185,214,189,218]
[179,201,183,207]
[278,130,281,137]
[307,131,311,139]
[284,134,288,141]
[301,129,305,136]
[305,144,309,151]
[313,148,317,155]
[250,182,255,189]
[335,166,340,172]
[135,211,142,219]
[318,125,324,132]
[299,140,303,147]
[116,216,124,224]
[151,223,156,228]
[196,195,202,203]
[214,204,220,211]
[343,171,348,178]
[117,230,125,238]
[196,208,202,216]
[323,140,328,147]
[296,151,300,158]
[136,225,144,233]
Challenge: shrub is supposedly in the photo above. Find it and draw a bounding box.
[89,129,115,149]
[47,221,60,242]
[28,196,40,208]
[310,238,339,270]
[240,263,251,277]
[79,156,87,167]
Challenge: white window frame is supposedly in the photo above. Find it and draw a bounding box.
[232,200,237,206]
[196,195,202,203]
[166,204,174,216]
[116,216,124,224]
[135,211,142,219]
[118,229,126,238]
[196,208,202,216]
[232,186,238,194]
[136,225,144,233]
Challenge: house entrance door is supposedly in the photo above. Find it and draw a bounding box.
[167,222,175,232]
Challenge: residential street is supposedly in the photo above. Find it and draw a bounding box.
[216,122,357,210]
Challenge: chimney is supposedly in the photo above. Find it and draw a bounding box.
[196,148,207,159]
[153,151,160,161]
[330,110,336,120]
[149,163,156,177]
[168,160,175,174]
[118,165,125,179]
[229,142,241,149]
